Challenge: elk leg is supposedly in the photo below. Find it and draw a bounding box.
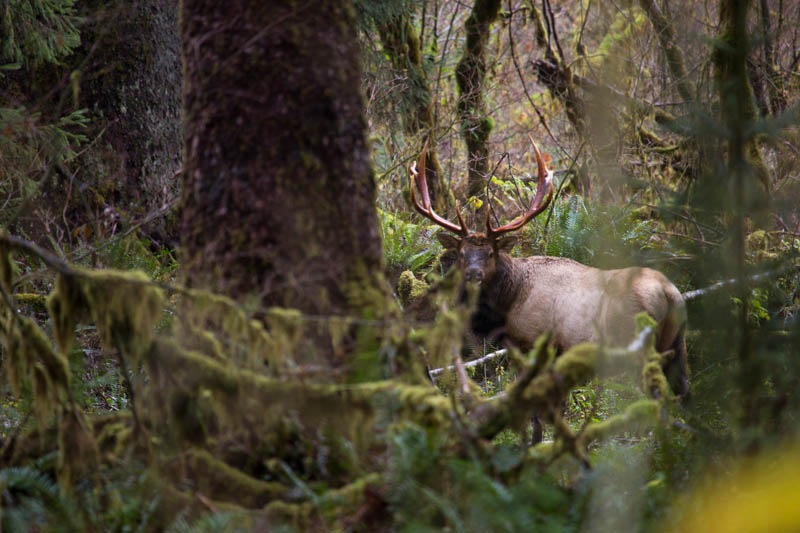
[530,415,544,445]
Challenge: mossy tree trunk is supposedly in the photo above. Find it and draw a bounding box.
[712,0,766,431]
[3,0,182,244]
[76,0,183,241]
[456,0,501,213]
[713,0,770,192]
[180,1,387,322]
[378,15,449,213]
[638,0,694,105]
[757,0,787,115]
[529,4,589,192]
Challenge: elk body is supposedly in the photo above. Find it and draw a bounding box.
[410,140,689,399]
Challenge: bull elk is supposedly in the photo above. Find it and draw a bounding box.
[409,139,689,401]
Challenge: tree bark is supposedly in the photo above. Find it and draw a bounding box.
[713,0,770,191]
[456,0,501,212]
[180,1,387,322]
[80,0,182,236]
[638,0,694,105]
[758,0,787,115]
[2,0,182,244]
[377,15,449,213]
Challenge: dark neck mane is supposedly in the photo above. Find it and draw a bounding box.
[470,253,520,342]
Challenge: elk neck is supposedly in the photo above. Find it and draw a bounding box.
[470,251,522,342]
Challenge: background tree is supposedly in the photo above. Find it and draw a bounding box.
[373,8,451,212]
[180,0,390,364]
[456,0,501,212]
[1,0,181,247]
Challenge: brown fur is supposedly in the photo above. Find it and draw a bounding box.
[439,233,689,397]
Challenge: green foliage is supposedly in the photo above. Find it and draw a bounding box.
[354,0,418,30]
[386,424,582,531]
[537,195,657,268]
[0,107,89,227]
[104,235,179,282]
[379,209,442,275]
[0,466,84,532]
[0,0,81,66]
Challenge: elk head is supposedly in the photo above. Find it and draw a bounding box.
[409,137,554,284]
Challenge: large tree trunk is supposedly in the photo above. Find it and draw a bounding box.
[78,0,183,241]
[180,1,387,322]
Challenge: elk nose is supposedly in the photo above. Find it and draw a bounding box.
[465,268,483,282]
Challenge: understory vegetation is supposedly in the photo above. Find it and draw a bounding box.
[2,0,800,531]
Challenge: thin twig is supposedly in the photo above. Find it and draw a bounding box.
[506,0,570,158]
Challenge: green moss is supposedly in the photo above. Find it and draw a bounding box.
[580,399,659,444]
[552,343,598,386]
[19,317,71,401]
[185,449,289,508]
[47,273,89,355]
[14,292,47,312]
[397,270,429,307]
[48,268,166,363]
[478,116,495,139]
[57,406,98,489]
[262,473,381,527]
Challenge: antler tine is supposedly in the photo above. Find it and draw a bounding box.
[487,136,554,236]
[409,140,469,236]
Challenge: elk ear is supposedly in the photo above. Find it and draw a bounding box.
[496,236,517,252]
[436,232,460,250]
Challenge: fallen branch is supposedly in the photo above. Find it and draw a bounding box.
[682,270,783,301]
[428,348,508,378]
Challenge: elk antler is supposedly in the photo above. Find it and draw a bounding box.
[486,136,554,237]
[409,140,470,236]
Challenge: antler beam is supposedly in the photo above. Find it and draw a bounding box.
[486,136,554,237]
[409,140,470,236]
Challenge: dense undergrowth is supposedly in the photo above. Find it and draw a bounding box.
[3,0,800,531]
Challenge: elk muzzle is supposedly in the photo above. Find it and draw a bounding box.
[465,266,484,283]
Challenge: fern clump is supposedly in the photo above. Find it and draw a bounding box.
[379,209,443,276]
[535,196,658,268]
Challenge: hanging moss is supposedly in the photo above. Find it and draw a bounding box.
[580,399,660,445]
[80,269,165,361]
[47,273,89,355]
[32,363,55,427]
[57,406,98,490]
[183,448,290,508]
[146,338,454,438]
[180,288,276,369]
[0,241,14,293]
[18,317,71,400]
